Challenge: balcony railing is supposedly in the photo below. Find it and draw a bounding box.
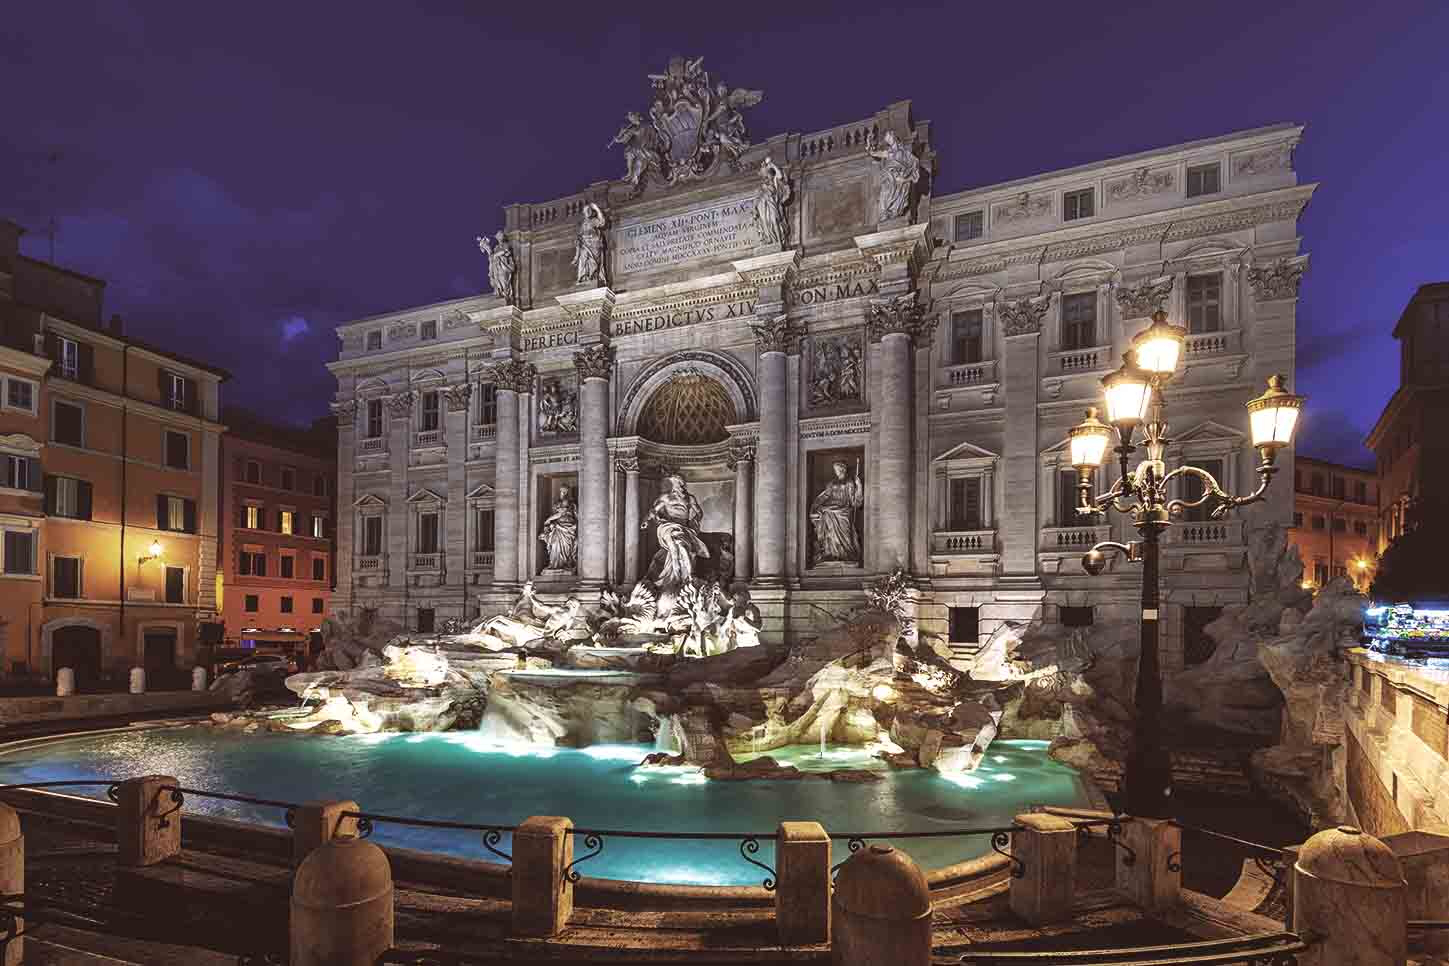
[1051,345,1111,375]
[470,550,495,570]
[358,436,386,454]
[356,555,383,571]
[1184,328,1243,359]
[931,529,996,555]
[938,359,997,389]
[1165,518,1244,547]
[471,423,498,442]
[414,429,444,448]
[410,553,442,572]
[1040,524,1111,550]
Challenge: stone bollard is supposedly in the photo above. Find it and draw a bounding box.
[191,666,207,691]
[1384,830,1449,954]
[1010,813,1076,925]
[290,800,360,868]
[776,821,830,945]
[831,844,931,966]
[1114,817,1180,912]
[55,667,75,697]
[511,816,573,938]
[129,667,145,694]
[116,775,182,867]
[0,803,23,966]
[1294,826,1406,966]
[290,835,394,966]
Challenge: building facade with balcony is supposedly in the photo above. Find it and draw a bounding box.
[217,410,337,657]
[0,220,229,686]
[1288,456,1378,592]
[328,78,1309,672]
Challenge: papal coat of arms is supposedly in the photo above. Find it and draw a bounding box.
[608,56,763,195]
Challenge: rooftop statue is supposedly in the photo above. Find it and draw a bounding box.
[475,230,515,305]
[572,203,609,287]
[865,130,921,222]
[753,156,791,247]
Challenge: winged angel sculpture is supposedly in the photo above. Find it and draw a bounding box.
[609,56,763,193]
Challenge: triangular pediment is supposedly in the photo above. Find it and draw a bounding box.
[1040,435,1075,456]
[465,482,495,501]
[1173,419,1245,444]
[353,492,387,509]
[934,440,999,463]
[410,368,447,385]
[405,486,447,505]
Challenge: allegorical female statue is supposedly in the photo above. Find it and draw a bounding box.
[572,203,609,287]
[476,230,515,304]
[539,484,579,572]
[643,474,709,593]
[809,459,865,565]
[865,131,921,222]
[752,155,791,246]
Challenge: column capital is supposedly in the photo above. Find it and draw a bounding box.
[386,390,415,418]
[726,438,757,469]
[615,455,641,474]
[750,313,804,355]
[573,343,615,381]
[867,293,936,345]
[330,399,358,426]
[997,295,1052,338]
[1246,255,1308,302]
[488,359,537,394]
[444,383,473,413]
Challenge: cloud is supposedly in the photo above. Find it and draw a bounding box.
[278,315,310,345]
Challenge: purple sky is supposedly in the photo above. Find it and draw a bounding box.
[4,1,1446,466]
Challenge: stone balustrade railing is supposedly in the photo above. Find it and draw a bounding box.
[409,553,442,572]
[470,550,495,571]
[938,359,997,389]
[1052,345,1112,375]
[931,529,997,555]
[1184,328,1242,359]
[799,119,879,159]
[414,429,444,449]
[356,555,383,571]
[1164,518,1244,547]
[472,423,498,442]
[1040,524,1111,550]
[357,436,386,454]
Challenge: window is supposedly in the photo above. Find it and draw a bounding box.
[312,515,326,539]
[1060,606,1094,628]
[362,516,383,556]
[366,399,384,438]
[1186,163,1221,198]
[950,309,984,365]
[948,606,979,644]
[1332,517,1347,533]
[280,509,295,535]
[1311,515,1325,531]
[53,556,82,598]
[1311,473,1324,495]
[281,467,295,491]
[952,210,984,242]
[58,337,80,379]
[47,476,92,519]
[418,512,440,554]
[947,477,983,530]
[1314,561,1329,585]
[164,566,185,604]
[1183,606,1223,666]
[477,384,497,427]
[244,594,259,612]
[280,596,294,614]
[313,475,327,497]
[2,530,36,575]
[1186,274,1222,334]
[1062,188,1094,221]
[157,494,196,532]
[3,454,39,492]
[420,391,440,432]
[1331,476,1345,500]
[1058,469,1082,525]
[312,597,325,614]
[417,608,435,634]
[421,319,438,340]
[3,377,37,415]
[1181,458,1224,522]
[1061,292,1096,350]
[1354,480,1367,504]
[366,330,382,351]
[280,555,295,579]
[243,504,261,529]
[240,550,267,577]
[53,400,84,447]
[245,460,262,484]
[164,372,188,411]
[474,508,495,552]
[312,556,326,581]
[1292,512,1303,528]
[164,430,190,470]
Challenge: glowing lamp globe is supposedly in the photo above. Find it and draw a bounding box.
[1068,407,1113,470]
[1101,352,1154,430]
[1130,310,1187,376]
[148,540,163,559]
[1246,374,1304,453]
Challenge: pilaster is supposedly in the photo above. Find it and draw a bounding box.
[998,295,1050,577]
[386,391,413,597]
[331,401,357,611]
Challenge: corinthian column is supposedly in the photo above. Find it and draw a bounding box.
[867,294,935,572]
[728,440,755,582]
[618,456,641,584]
[489,360,534,586]
[575,344,614,586]
[750,315,800,583]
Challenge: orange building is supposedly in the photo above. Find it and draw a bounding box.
[1288,456,1378,592]
[218,410,336,659]
[0,221,229,688]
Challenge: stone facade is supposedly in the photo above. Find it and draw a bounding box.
[328,72,1312,669]
[1289,456,1378,592]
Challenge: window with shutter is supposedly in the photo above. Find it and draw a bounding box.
[53,401,84,447]
[948,477,983,530]
[165,566,185,604]
[183,498,197,533]
[2,530,36,574]
[312,556,326,581]
[164,430,190,470]
[280,555,295,579]
[53,556,82,598]
[1061,293,1096,350]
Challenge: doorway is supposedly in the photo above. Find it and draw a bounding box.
[143,629,179,689]
[52,625,103,691]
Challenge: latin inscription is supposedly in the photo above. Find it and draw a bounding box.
[614,198,756,275]
[522,330,579,352]
[612,299,756,337]
[786,279,879,306]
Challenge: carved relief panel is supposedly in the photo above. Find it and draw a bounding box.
[804,330,865,412]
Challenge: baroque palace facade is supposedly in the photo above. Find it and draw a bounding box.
[330,61,1312,670]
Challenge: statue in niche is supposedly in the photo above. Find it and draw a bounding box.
[810,459,865,566]
[475,230,515,305]
[643,474,710,597]
[539,485,579,573]
[810,335,863,407]
[865,130,921,222]
[538,379,579,434]
[752,155,791,246]
[572,203,609,287]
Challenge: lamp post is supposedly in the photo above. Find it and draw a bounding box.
[1066,310,1305,818]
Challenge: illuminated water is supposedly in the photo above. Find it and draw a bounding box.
[0,729,1088,885]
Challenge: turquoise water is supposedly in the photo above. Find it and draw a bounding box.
[0,729,1087,885]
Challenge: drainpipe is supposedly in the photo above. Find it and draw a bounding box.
[119,345,129,672]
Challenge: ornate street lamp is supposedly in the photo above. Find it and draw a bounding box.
[1065,309,1304,818]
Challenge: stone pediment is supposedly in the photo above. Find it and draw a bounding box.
[1173,419,1246,444]
[353,493,387,509]
[405,487,447,506]
[464,482,495,501]
[934,440,999,463]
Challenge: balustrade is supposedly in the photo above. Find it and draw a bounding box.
[939,359,996,389]
[358,436,386,454]
[1040,524,1111,550]
[356,556,383,572]
[1164,518,1242,547]
[414,429,444,449]
[1052,345,1110,375]
[1183,328,1242,359]
[470,550,495,571]
[931,529,996,555]
[410,553,441,572]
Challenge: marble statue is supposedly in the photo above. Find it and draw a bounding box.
[475,230,515,304]
[719,586,763,650]
[572,203,609,287]
[865,130,921,222]
[609,111,668,191]
[539,485,579,573]
[704,82,761,167]
[467,580,579,649]
[753,156,791,246]
[643,474,710,594]
[538,379,579,434]
[810,459,865,565]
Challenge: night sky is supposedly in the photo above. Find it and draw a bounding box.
[3,1,1445,466]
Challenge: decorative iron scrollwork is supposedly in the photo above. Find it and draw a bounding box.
[830,836,867,878]
[739,836,777,891]
[356,816,375,839]
[481,828,513,866]
[991,830,1025,879]
[156,787,184,829]
[563,832,603,884]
